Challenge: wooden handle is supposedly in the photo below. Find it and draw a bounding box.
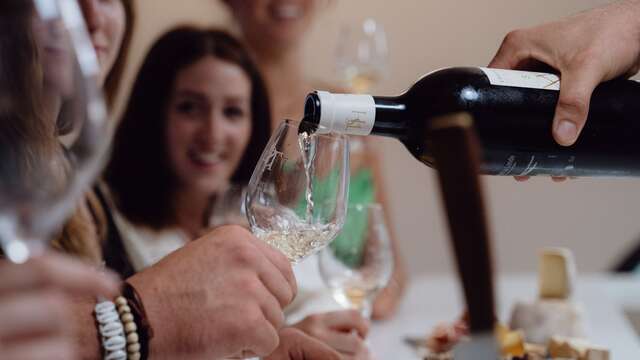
[427,112,496,334]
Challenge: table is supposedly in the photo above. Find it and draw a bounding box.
[367,274,640,359]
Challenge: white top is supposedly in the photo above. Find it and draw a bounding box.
[111,209,188,272]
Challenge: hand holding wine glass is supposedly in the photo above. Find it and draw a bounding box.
[245,119,349,264]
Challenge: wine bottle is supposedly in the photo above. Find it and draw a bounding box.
[302,67,640,177]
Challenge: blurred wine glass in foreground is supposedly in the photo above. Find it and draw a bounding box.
[245,119,349,264]
[319,203,394,318]
[0,0,111,263]
[335,18,388,94]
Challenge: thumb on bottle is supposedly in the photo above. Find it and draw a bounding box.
[552,66,603,146]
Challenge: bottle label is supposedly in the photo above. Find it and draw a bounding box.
[316,91,376,135]
[479,67,560,91]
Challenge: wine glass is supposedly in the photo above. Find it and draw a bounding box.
[207,184,249,229]
[0,0,111,262]
[319,203,394,318]
[245,119,350,264]
[335,18,389,94]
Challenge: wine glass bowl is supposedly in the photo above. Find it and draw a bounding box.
[319,203,394,318]
[335,18,389,94]
[207,184,249,229]
[245,120,350,264]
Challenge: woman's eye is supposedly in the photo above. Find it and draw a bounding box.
[224,106,245,119]
[176,101,200,115]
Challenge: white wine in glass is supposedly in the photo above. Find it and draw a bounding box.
[245,120,350,264]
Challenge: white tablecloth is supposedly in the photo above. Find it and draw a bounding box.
[367,274,640,359]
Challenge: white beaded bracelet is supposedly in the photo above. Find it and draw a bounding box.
[95,300,127,360]
[116,296,142,360]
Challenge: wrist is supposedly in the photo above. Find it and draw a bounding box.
[120,282,152,360]
[126,274,165,358]
[70,297,103,360]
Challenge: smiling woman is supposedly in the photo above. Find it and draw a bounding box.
[166,56,253,197]
[103,27,271,272]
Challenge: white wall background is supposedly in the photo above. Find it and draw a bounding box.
[123,0,640,276]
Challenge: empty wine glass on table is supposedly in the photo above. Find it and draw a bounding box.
[319,203,394,318]
[335,18,389,94]
[245,119,350,264]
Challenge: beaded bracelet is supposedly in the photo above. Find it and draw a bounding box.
[116,296,141,360]
[122,282,153,360]
[95,300,127,360]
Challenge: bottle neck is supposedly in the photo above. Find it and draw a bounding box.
[304,91,409,139]
[371,96,409,139]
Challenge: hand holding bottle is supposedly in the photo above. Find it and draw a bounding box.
[489,0,640,147]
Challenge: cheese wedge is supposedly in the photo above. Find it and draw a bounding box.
[538,247,576,300]
[496,324,525,357]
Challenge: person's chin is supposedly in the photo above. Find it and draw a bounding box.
[193,177,226,195]
[263,26,305,44]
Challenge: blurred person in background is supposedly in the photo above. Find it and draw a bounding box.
[221,0,407,322]
[103,27,270,271]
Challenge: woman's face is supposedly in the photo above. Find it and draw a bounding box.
[166,56,253,195]
[79,0,126,85]
[227,0,319,49]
